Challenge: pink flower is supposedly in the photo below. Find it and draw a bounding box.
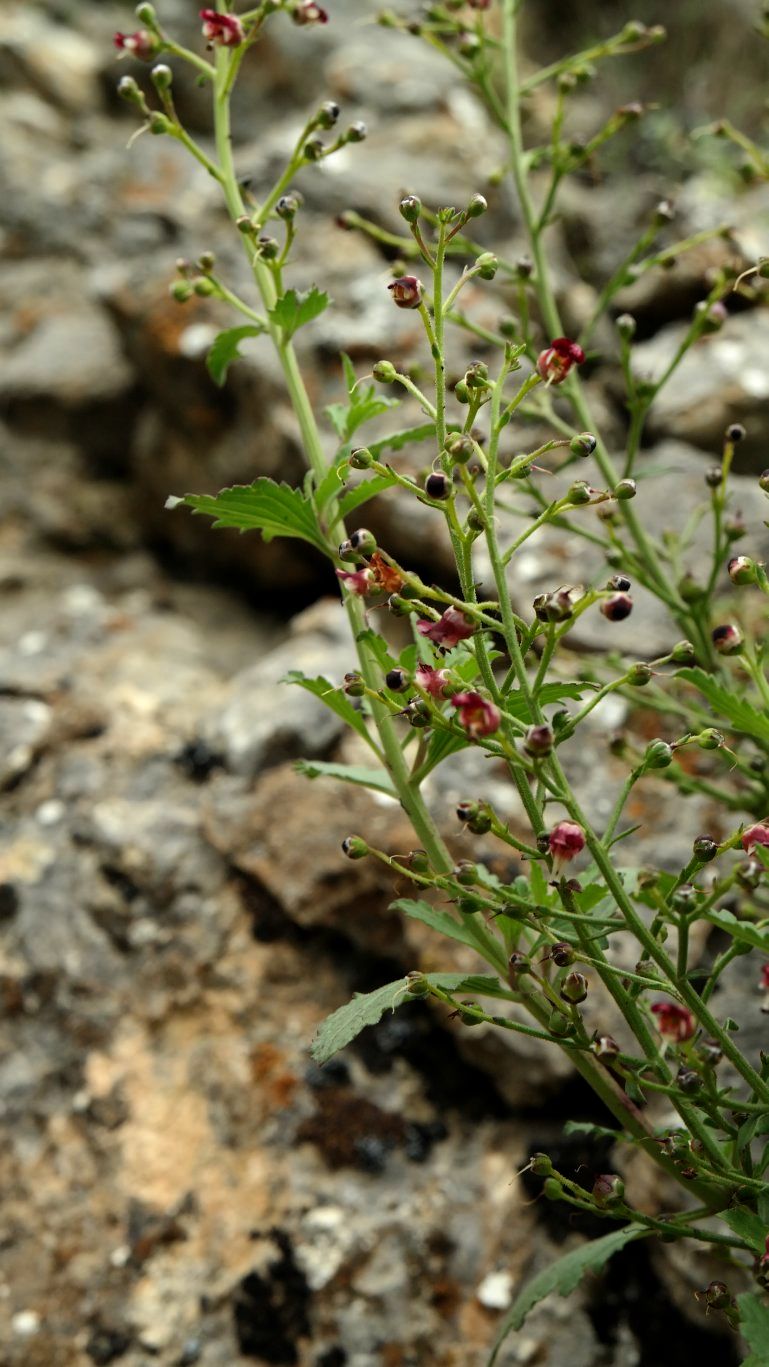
[416,607,476,648]
[548,820,586,875]
[200,8,246,46]
[742,823,769,856]
[651,1001,695,1043]
[114,30,158,60]
[452,691,501,739]
[468,0,492,7]
[536,337,585,385]
[388,275,424,310]
[761,963,769,990]
[415,663,450,697]
[292,1,329,24]
[336,567,374,596]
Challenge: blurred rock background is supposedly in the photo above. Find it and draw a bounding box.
[1,1,768,1364]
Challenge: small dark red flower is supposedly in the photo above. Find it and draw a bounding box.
[336,567,374,596]
[536,337,585,385]
[548,821,586,875]
[200,9,246,46]
[293,1,329,24]
[416,606,476,648]
[388,275,424,310]
[114,30,158,60]
[651,1000,695,1043]
[415,663,450,696]
[742,822,769,855]
[452,691,501,739]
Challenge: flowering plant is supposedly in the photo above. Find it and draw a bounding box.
[117,3,769,1360]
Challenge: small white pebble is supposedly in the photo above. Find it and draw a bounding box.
[61,584,103,615]
[12,1311,41,1337]
[37,799,65,827]
[18,632,47,657]
[476,1270,514,1310]
[110,1245,131,1269]
[178,322,219,358]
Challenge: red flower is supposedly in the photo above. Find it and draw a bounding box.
[651,1001,695,1043]
[536,337,585,385]
[200,9,246,46]
[388,275,424,310]
[114,30,158,60]
[416,607,476,648]
[336,567,374,596]
[548,821,586,875]
[293,1,329,24]
[415,663,450,697]
[761,964,769,990]
[452,691,501,739]
[742,822,769,856]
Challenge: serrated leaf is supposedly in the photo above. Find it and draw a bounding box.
[738,1292,769,1362]
[296,759,395,797]
[206,324,265,386]
[392,898,487,953]
[563,1120,624,1142]
[339,472,400,518]
[168,478,328,555]
[723,1206,766,1252]
[284,672,378,751]
[367,422,436,457]
[704,908,769,954]
[676,667,769,746]
[268,285,330,340]
[488,1226,647,1364]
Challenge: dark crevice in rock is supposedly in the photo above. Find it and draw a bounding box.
[233,1229,311,1365]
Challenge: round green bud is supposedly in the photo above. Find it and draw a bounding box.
[476,252,498,280]
[398,194,422,224]
[670,640,696,664]
[349,447,374,470]
[697,728,724,750]
[405,971,430,996]
[342,835,369,859]
[373,360,397,384]
[151,64,173,91]
[644,739,673,769]
[567,480,592,505]
[543,1178,564,1200]
[148,111,172,136]
[466,193,488,218]
[170,280,193,303]
[626,662,652,686]
[569,432,597,457]
[530,1152,554,1176]
[616,313,636,340]
[614,478,637,500]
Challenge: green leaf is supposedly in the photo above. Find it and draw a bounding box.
[738,1292,769,1363]
[676,667,769,746]
[283,672,377,750]
[311,978,414,1064]
[392,898,487,953]
[269,285,330,339]
[295,759,395,797]
[722,1206,766,1253]
[488,1226,648,1364]
[324,353,400,442]
[563,1120,624,1142]
[206,324,265,386]
[167,478,328,555]
[339,472,400,518]
[367,422,436,457]
[703,908,769,955]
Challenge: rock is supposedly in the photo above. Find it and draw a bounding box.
[0,305,133,408]
[0,697,52,788]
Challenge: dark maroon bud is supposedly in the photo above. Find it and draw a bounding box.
[343,672,365,697]
[698,1281,733,1311]
[591,1033,620,1061]
[614,478,637,500]
[700,1039,722,1066]
[569,432,597,457]
[677,1066,702,1095]
[452,860,478,886]
[385,668,409,692]
[592,1173,625,1207]
[530,1152,554,1176]
[726,423,746,443]
[670,639,696,664]
[560,971,588,1004]
[405,971,430,996]
[388,275,424,310]
[712,622,743,655]
[607,574,632,592]
[293,2,329,25]
[627,662,652,686]
[425,471,450,500]
[349,527,376,555]
[600,593,633,622]
[728,555,757,585]
[342,835,369,859]
[550,942,574,967]
[693,835,718,862]
[456,800,479,823]
[524,724,554,758]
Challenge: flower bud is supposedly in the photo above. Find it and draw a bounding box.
[711,622,743,655]
[468,807,492,835]
[342,835,369,859]
[592,1174,625,1207]
[303,137,325,161]
[136,4,159,25]
[349,447,373,470]
[276,194,302,222]
[373,360,398,384]
[560,971,588,1004]
[403,849,430,875]
[569,432,597,457]
[388,593,413,617]
[693,835,718,862]
[115,29,160,61]
[405,971,430,996]
[394,194,421,227]
[600,593,633,622]
[385,668,409,692]
[676,1066,702,1095]
[445,433,474,463]
[741,822,769,856]
[292,1,329,24]
[704,465,723,489]
[591,1033,620,1061]
[616,313,636,340]
[644,739,673,769]
[698,1281,733,1312]
[543,1177,564,1199]
[700,1039,722,1067]
[626,662,652,686]
[170,280,194,303]
[151,63,173,91]
[452,860,478,886]
[345,121,368,144]
[317,100,340,129]
[728,555,757,585]
[530,1152,554,1176]
[614,478,637,500]
[200,8,246,46]
[697,727,724,750]
[550,942,574,967]
[670,640,696,664]
[349,527,377,556]
[456,800,479,823]
[607,574,631,592]
[724,512,747,541]
[727,423,746,446]
[118,74,145,104]
[425,471,450,500]
[567,480,592,505]
[466,192,488,218]
[388,275,423,310]
[524,724,554,758]
[671,883,697,912]
[343,672,365,697]
[475,252,498,280]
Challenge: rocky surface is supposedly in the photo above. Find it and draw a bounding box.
[1,1,767,1365]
